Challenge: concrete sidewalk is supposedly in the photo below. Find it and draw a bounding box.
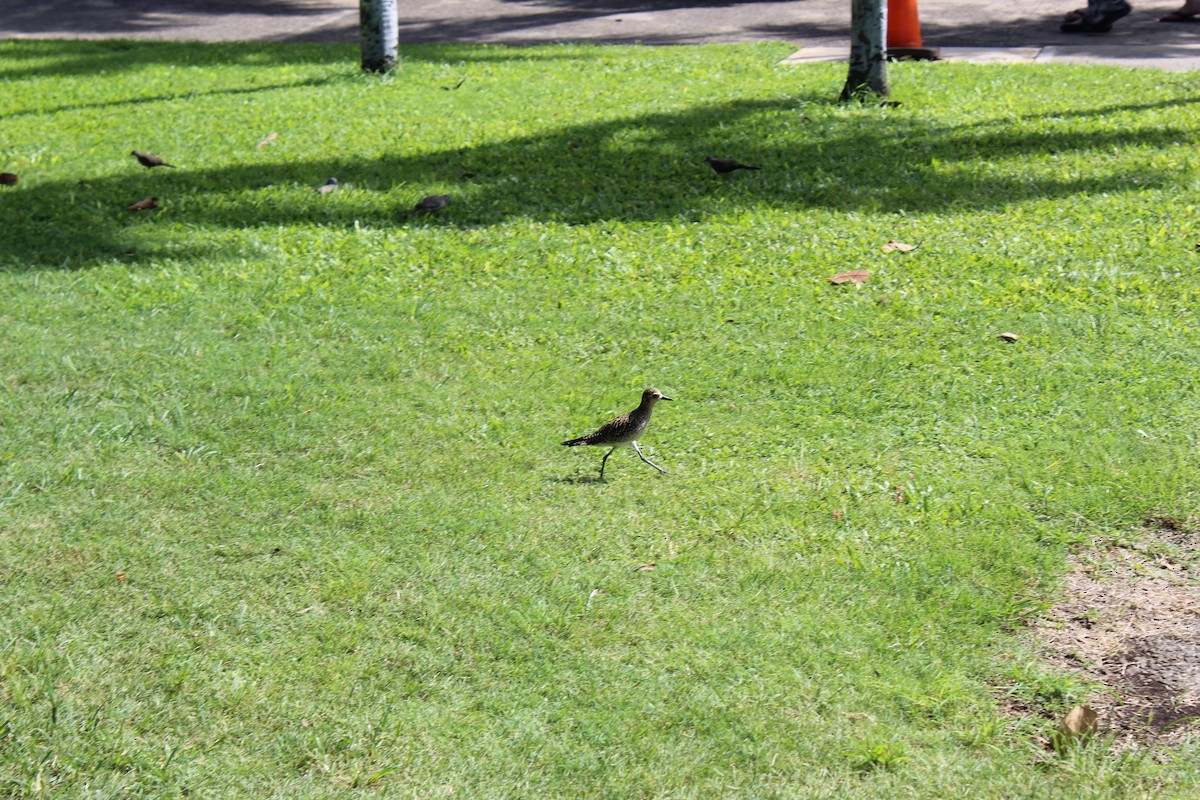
[2,1,1200,70]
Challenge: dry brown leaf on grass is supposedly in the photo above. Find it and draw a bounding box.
[996,331,1019,342]
[882,240,916,253]
[635,563,656,573]
[1053,705,1098,750]
[0,172,18,185]
[257,132,278,148]
[829,270,869,285]
[125,197,158,211]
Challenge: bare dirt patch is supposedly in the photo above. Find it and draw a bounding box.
[1031,518,1200,744]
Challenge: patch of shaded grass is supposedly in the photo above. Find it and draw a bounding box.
[2,40,1200,798]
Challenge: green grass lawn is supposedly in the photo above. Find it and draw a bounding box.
[2,39,1200,798]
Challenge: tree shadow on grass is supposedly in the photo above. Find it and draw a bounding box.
[0,39,643,82]
[1,91,1193,272]
[0,38,353,81]
[6,76,338,121]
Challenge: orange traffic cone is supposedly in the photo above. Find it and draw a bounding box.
[887,0,940,60]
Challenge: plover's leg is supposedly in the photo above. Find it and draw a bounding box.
[631,441,667,474]
[599,446,617,480]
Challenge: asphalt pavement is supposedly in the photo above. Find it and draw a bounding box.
[2,0,1200,69]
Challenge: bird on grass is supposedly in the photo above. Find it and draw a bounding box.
[562,387,672,481]
[131,150,176,169]
[125,197,158,211]
[414,194,451,212]
[705,156,760,174]
[316,177,338,194]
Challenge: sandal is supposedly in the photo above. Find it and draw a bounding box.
[1159,10,1200,21]
[1060,0,1132,32]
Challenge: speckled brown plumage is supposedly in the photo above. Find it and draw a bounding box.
[562,387,672,479]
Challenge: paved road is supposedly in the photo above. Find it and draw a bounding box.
[2,1,1200,68]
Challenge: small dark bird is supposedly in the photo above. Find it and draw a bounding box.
[0,172,17,185]
[125,197,158,211]
[316,177,338,194]
[705,156,760,174]
[562,387,672,480]
[131,150,176,169]
[414,194,451,212]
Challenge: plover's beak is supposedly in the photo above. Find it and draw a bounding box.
[660,395,673,401]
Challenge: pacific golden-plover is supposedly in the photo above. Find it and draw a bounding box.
[562,387,672,480]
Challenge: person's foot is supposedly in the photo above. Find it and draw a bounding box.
[1060,0,1132,32]
[1160,1,1200,22]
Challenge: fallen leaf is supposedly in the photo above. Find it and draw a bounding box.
[125,197,158,211]
[882,240,916,252]
[1054,705,1098,749]
[115,572,127,582]
[996,331,1019,342]
[257,132,278,148]
[832,510,844,521]
[829,270,869,285]
[635,563,656,572]
[0,172,17,185]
